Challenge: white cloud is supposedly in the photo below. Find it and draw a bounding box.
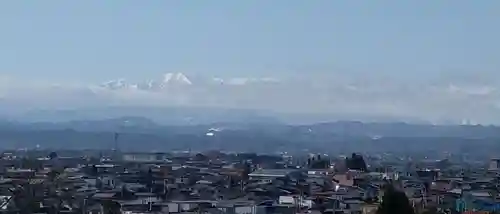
[446,84,496,96]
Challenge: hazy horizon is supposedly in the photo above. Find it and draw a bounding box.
[1,1,499,124]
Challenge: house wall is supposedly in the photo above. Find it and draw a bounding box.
[235,206,253,214]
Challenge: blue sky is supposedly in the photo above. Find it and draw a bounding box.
[1,0,499,83]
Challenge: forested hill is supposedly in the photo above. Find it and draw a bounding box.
[0,118,499,154]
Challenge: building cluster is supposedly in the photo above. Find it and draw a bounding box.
[0,150,497,214]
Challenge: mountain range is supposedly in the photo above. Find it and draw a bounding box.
[2,72,500,124]
[98,72,280,91]
[3,116,498,138]
[1,117,499,156]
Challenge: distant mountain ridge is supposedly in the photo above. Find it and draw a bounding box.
[2,72,500,124]
[4,105,437,126]
[6,106,283,125]
[100,73,194,91]
[2,116,500,139]
[2,117,500,155]
[98,72,279,91]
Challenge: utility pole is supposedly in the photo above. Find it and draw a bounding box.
[112,132,120,161]
[82,198,87,214]
[114,132,119,151]
[148,196,152,212]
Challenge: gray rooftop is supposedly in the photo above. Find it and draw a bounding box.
[248,169,299,177]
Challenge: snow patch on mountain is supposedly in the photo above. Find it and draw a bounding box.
[100,79,128,90]
[99,73,280,90]
[99,73,193,91]
[163,73,192,85]
[3,73,500,124]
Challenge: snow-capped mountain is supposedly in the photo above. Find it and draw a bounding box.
[100,79,129,90]
[100,72,194,91]
[163,73,192,85]
[3,72,500,124]
[98,73,281,91]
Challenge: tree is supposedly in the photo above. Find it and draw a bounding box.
[421,206,438,214]
[87,156,100,165]
[96,177,103,190]
[194,153,208,161]
[10,184,42,214]
[102,200,121,214]
[310,159,330,169]
[437,159,451,170]
[20,158,42,171]
[241,161,251,181]
[145,168,154,189]
[89,164,99,177]
[307,155,330,169]
[120,185,135,200]
[47,169,60,182]
[48,151,58,160]
[346,153,368,171]
[377,185,415,214]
